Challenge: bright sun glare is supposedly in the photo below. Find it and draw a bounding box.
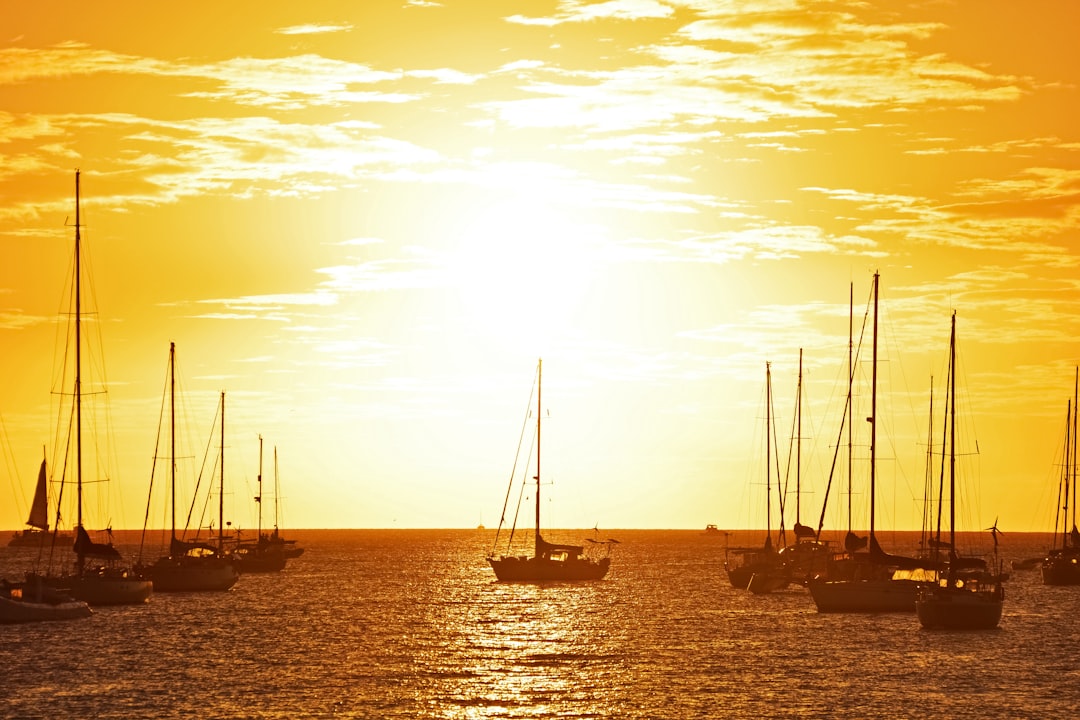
[449,200,599,351]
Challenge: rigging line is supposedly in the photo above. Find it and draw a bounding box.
[1054,400,1070,548]
[819,282,872,535]
[189,397,223,543]
[492,363,539,556]
[814,279,872,537]
[920,376,934,552]
[815,380,850,538]
[0,407,28,512]
[770,366,786,547]
[167,348,207,541]
[140,350,174,560]
[781,357,798,527]
[44,404,77,574]
[933,332,952,564]
[507,427,538,553]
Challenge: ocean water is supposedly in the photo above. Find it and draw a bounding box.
[1,529,1077,719]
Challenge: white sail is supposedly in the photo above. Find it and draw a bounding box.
[25,459,50,531]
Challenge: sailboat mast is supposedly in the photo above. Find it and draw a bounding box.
[1073,367,1078,535]
[847,283,853,535]
[169,342,176,543]
[274,446,280,535]
[869,272,879,543]
[948,312,957,577]
[796,348,803,525]
[766,362,773,549]
[74,170,85,570]
[924,376,934,556]
[258,435,264,541]
[1062,400,1072,547]
[535,359,542,557]
[219,391,225,553]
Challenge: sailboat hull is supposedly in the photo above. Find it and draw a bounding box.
[149,557,239,592]
[778,540,832,585]
[7,529,73,548]
[232,547,287,574]
[726,560,790,593]
[0,593,92,623]
[1040,552,1080,585]
[488,555,610,582]
[916,586,1003,630]
[746,571,791,595]
[33,569,152,606]
[808,578,921,613]
[66,573,152,605]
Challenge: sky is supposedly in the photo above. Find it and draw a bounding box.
[1,0,1079,536]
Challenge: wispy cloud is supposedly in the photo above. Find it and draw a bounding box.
[275,23,354,36]
[507,0,675,26]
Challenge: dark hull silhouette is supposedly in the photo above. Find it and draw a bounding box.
[8,529,73,548]
[808,576,921,613]
[916,584,1003,630]
[0,582,92,623]
[148,556,238,592]
[1041,551,1080,585]
[232,546,287,574]
[488,555,609,582]
[725,553,790,593]
[58,570,152,605]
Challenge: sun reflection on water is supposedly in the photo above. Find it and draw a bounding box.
[415,577,622,718]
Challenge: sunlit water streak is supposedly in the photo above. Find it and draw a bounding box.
[1,529,1076,718]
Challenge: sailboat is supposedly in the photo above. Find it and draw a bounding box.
[1041,368,1080,585]
[487,359,615,582]
[260,445,303,558]
[725,361,790,594]
[7,456,73,548]
[267,446,304,558]
[36,171,152,606]
[1,434,90,621]
[141,346,238,592]
[230,436,287,573]
[915,312,1004,630]
[1,575,92,623]
[808,272,940,613]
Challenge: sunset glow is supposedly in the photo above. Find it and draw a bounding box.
[1,1,1079,534]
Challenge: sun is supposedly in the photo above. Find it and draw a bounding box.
[447,198,601,353]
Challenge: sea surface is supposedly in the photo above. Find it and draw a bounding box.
[1,529,1077,719]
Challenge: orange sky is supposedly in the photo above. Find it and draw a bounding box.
[1,1,1079,535]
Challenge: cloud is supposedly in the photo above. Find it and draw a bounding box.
[0,45,445,110]
[507,0,675,26]
[275,23,354,36]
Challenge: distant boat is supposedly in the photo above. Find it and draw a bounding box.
[487,359,615,582]
[7,457,73,548]
[809,273,940,613]
[0,577,91,624]
[1041,367,1080,586]
[230,437,288,574]
[35,171,152,606]
[263,444,303,559]
[140,349,238,592]
[725,361,789,594]
[915,311,1004,630]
